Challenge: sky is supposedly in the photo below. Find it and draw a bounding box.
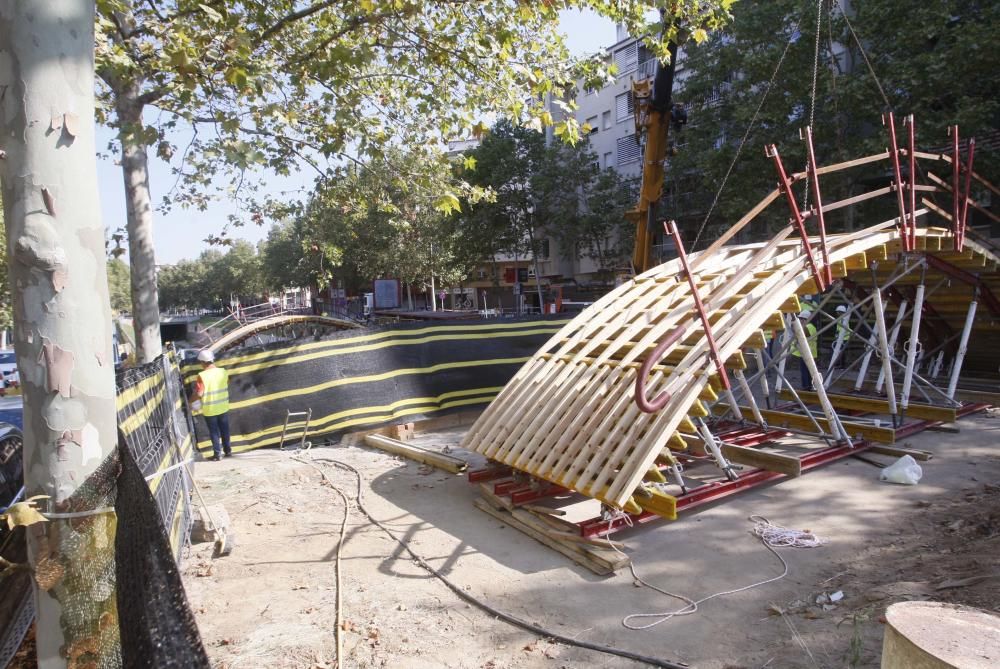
[96,10,617,265]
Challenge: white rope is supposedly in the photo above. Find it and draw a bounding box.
[618,515,826,630]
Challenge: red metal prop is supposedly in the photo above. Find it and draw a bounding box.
[766,144,826,290]
[803,126,833,284]
[905,116,918,250]
[884,113,914,252]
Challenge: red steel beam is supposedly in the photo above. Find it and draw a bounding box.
[579,440,871,537]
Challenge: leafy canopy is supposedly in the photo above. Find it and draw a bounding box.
[95,1,736,234]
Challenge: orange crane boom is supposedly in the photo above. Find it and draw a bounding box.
[628,39,683,275]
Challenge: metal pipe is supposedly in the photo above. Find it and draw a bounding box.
[901,281,925,409]
[792,317,849,442]
[775,316,791,394]
[871,288,898,414]
[930,351,945,379]
[735,369,766,426]
[753,348,771,407]
[947,297,978,399]
[824,311,851,387]
[724,387,744,420]
[876,299,908,394]
[695,418,737,481]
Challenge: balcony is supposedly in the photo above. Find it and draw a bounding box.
[635,58,657,81]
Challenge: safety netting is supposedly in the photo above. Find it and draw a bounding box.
[181,316,570,454]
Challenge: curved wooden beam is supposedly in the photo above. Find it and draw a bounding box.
[207,314,361,354]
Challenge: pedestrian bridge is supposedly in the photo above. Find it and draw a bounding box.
[461,127,1000,518]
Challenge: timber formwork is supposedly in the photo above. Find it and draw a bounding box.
[462,118,999,527]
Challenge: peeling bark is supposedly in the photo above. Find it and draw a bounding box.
[115,87,162,364]
[0,1,120,666]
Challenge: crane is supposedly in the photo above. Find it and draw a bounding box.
[627,30,687,275]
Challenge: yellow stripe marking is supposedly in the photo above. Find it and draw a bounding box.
[226,356,528,410]
[180,321,564,376]
[195,388,500,451]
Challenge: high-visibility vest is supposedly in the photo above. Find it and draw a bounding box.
[836,317,850,343]
[198,366,230,416]
[791,323,818,358]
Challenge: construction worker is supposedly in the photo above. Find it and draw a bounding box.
[791,310,819,391]
[832,304,850,369]
[191,349,231,461]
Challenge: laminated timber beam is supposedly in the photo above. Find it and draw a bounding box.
[777,389,957,423]
[716,406,897,444]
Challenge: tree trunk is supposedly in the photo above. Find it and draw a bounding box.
[0,1,120,666]
[115,87,162,364]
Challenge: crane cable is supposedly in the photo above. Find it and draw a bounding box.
[801,0,824,212]
[693,1,897,252]
[690,26,798,251]
[834,0,893,111]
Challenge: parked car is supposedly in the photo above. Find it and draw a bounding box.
[0,351,18,388]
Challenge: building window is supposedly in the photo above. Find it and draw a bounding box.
[538,238,550,259]
[603,151,613,169]
[615,92,634,123]
[602,110,612,130]
[617,136,641,166]
[614,41,638,75]
[586,115,599,134]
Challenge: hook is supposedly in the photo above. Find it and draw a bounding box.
[634,327,687,413]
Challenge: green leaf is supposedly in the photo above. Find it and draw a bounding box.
[692,28,709,44]
[226,67,249,90]
[433,194,462,214]
[463,156,477,170]
[198,4,223,22]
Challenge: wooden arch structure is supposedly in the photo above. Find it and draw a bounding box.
[206,314,361,355]
[462,117,999,522]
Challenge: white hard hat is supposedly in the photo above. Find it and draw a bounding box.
[836,305,848,313]
[197,349,215,363]
[799,309,812,319]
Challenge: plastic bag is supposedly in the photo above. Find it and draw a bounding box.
[879,454,922,485]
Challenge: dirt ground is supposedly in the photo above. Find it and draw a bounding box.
[182,412,1000,669]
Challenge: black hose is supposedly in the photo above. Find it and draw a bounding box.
[306,456,689,669]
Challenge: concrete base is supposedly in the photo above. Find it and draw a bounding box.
[882,601,1000,669]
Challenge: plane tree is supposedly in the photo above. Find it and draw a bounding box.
[94,0,736,361]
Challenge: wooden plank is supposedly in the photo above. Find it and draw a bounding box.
[364,434,469,473]
[735,406,897,443]
[778,389,957,423]
[868,444,934,462]
[473,499,628,575]
[719,443,802,477]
